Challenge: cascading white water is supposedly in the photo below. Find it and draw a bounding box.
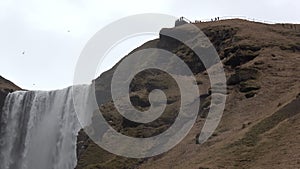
[0,85,94,169]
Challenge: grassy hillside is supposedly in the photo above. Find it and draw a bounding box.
[75,19,300,169]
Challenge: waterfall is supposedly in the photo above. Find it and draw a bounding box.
[0,85,93,169]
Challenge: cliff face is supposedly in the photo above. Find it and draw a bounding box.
[76,19,300,169]
[0,76,22,115]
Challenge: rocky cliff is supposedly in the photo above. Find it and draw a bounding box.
[0,76,22,116]
[76,19,300,169]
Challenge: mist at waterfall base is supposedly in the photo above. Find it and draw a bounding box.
[0,85,95,169]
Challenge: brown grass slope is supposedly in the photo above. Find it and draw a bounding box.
[0,76,21,91]
[75,19,300,169]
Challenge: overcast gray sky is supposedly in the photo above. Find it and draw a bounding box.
[1,0,299,90]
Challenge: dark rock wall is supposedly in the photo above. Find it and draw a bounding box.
[0,90,9,116]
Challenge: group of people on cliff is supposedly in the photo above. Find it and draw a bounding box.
[194,17,220,23]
